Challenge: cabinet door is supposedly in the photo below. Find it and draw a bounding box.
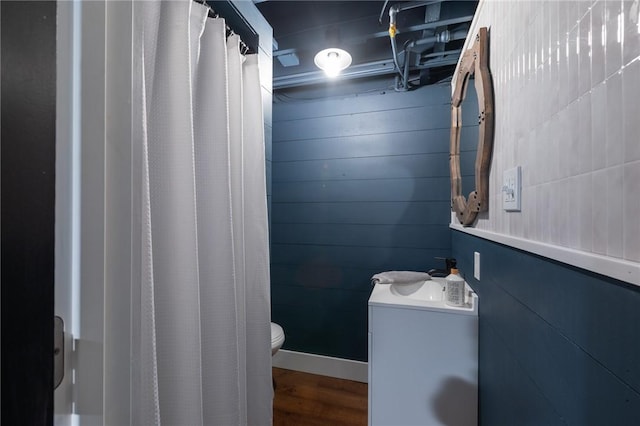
[369,305,477,426]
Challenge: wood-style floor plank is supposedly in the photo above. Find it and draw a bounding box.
[273,367,368,426]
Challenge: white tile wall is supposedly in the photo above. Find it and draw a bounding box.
[624,161,640,260]
[454,0,640,264]
[624,58,640,162]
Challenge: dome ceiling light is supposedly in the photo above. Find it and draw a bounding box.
[313,48,352,78]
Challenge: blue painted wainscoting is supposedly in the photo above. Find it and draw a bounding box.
[452,230,640,425]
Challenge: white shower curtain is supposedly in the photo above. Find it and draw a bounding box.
[132,1,272,424]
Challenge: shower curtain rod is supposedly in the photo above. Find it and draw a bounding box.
[193,0,251,54]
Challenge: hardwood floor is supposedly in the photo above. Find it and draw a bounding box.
[272,367,368,426]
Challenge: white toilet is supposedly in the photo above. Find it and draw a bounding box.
[270,322,285,356]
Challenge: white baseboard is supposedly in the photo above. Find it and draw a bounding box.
[272,349,368,383]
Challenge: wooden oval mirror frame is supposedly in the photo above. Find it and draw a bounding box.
[450,27,494,226]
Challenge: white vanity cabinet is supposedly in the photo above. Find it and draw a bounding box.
[368,279,478,426]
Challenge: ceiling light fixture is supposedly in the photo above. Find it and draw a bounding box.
[314,48,352,78]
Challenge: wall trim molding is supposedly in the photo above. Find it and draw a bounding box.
[272,350,368,383]
[450,224,640,287]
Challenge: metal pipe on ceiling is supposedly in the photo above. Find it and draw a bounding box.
[406,28,469,52]
[368,15,475,40]
[388,1,443,90]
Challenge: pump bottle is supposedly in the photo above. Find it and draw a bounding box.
[445,268,465,307]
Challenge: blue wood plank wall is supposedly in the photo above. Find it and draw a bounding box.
[271,83,463,361]
[451,230,640,425]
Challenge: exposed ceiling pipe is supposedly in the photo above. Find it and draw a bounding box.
[390,0,441,16]
[406,28,469,52]
[388,1,443,90]
[369,15,474,40]
[378,0,390,24]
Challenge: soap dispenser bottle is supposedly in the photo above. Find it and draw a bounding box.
[445,268,465,307]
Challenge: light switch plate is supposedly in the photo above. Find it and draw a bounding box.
[502,166,522,211]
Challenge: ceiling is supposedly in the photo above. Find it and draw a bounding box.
[254,0,478,91]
